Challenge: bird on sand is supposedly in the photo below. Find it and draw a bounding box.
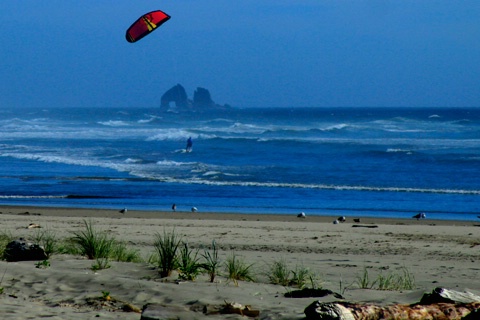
[119,207,127,214]
[353,218,361,223]
[191,207,198,212]
[337,216,346,223]
[412,212,426,220]
[297,212,306,218]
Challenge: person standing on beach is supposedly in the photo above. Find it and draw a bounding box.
[172,204,176,212]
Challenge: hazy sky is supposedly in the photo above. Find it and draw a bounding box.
[2,1,480,108]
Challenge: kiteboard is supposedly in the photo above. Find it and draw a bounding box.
[174,149,191,154]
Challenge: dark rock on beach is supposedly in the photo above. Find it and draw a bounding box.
[4,238,47,262]
[285,288,344,299]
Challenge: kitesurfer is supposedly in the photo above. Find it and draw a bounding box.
[186,137,193,152]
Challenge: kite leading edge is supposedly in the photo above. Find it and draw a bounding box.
[126,10,171,43]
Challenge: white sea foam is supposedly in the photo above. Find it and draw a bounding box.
[229,122,267,134]
[203,171,222,176]
[322,123,350,131]
[136,178,480,195]
[386,148,413,154]
[138,115,162,123]
[2,152,103,168]
[125,158,142,163]
[0,195,66,199]
[98,120,129,127]
[147,129,199,141]
[156,160,196,166]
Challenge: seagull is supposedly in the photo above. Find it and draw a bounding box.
[191,207,198,212]
[337,216,346,223]
[297,212,306,218]
[413,212,426,220]
[119,207,127,214]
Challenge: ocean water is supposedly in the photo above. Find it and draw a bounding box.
[0,107,479,221]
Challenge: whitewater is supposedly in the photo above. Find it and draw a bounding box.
[0,107,478,221]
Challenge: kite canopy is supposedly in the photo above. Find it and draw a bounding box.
[126,10,170,43]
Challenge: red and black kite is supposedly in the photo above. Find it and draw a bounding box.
[126,10,171,43]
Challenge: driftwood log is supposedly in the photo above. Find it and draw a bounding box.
[304,287,480,320]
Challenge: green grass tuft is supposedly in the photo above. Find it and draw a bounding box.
[153,229,181,278]
[356,266,415,291]
[0,231,15,260]
[267,258,291,286]
[225,252,255,285]
[33,229,58,259]
[267,259,320,289]
[201,240,221,283]
[110,242,142,263]
[72,220,115,260]
[177,242,202,281]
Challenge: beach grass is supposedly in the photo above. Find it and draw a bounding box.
[267,259,320,289]
[72,220,115,260]
[91,258,111,271]
[110,242,142,263]
[356,266,374,289]
[35,259,51,269]
[177,242,202,281]
[291,265,320,289]
[0,231,14,260]
[57,237,81,256]
[267,258,291,286]
[376,267,416,291]
[225,252,255,285]
[356,266,416,291]
[201,240,221,283]
[153,229,182,278]
[33,229,58,259]
[70,220,141,265]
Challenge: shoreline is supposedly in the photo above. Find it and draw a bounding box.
[1,205,478,226]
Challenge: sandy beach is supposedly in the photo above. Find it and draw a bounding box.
[0,205,479,319]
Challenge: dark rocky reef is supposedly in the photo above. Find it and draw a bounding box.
[160,84,231,111]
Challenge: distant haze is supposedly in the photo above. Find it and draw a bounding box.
[1,1,479,108]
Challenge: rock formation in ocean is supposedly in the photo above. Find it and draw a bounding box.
[160,84,189,109]
[193,87,215,109]
[160,84,230,111]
